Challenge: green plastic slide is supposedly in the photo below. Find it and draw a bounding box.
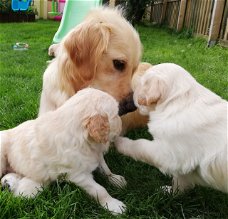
[53,0,102,44]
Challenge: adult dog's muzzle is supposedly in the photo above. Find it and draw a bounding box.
[118,92,137,116]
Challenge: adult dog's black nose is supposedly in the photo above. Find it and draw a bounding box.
[118,92,137,116]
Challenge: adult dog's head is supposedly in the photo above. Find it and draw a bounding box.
[59,7,142,102]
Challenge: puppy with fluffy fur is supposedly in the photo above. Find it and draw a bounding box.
[0,88,126,214]
[115,63,228,193]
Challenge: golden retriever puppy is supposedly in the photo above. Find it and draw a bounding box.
[0,88,126,214]
[115,63,228,193]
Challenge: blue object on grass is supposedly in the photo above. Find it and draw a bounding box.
[12,0,31,11]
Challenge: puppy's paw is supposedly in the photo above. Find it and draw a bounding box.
[161,185,173,194]
[15,177,42,198]
[85,115,110,144]
[108,174,127,188]
[1,173,22,192]
[102,197,126,215]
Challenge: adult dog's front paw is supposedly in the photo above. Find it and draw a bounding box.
[108,174,127,188]
[102,197,126,215]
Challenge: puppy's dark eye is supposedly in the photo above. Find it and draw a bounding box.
[113,60,126,71]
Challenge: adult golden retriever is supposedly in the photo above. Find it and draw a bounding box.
[115,63,228,194]
[42,7,149,133]
[39,7,149,185]
[1,88,126,214]
[39,7,142,117]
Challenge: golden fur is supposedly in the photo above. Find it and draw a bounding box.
[42,7,151,135]
[39,7,142,116]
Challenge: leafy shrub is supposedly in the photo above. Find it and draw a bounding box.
[0,0,11,13]
[116,0,154,25]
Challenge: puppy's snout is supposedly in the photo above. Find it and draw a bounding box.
[118,92,137,116]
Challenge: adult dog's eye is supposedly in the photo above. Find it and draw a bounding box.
[113,60,126,71]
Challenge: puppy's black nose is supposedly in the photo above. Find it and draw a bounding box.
[118,92,137,116]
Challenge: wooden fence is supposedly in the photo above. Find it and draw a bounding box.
[219,0,228,44]
[183,0,213,36]
[145,0,228,46]
[145,1,180,28]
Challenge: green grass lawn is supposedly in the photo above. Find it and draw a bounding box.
[0,20,228,219]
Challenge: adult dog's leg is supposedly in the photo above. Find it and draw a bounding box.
[68,173,126,215]
[38,86,69,116]
[98,155,127,188]
[38,91,56,116]
[1,173,43,197]
[121,109,148,135]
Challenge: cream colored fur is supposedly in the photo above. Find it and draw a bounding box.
[115,63,228,193]
[0,88,126,214]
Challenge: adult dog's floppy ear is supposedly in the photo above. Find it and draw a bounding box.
[64,21,111,81]
[84,114,110,144]
[137,77,167,106]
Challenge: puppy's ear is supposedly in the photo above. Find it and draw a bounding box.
[83,114,110,144]
[137,77,167,106]
[131,62,152,91]
[64,21,111,81]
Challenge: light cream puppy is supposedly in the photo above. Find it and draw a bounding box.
[0,88,125,214]
[115,63,228,193]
